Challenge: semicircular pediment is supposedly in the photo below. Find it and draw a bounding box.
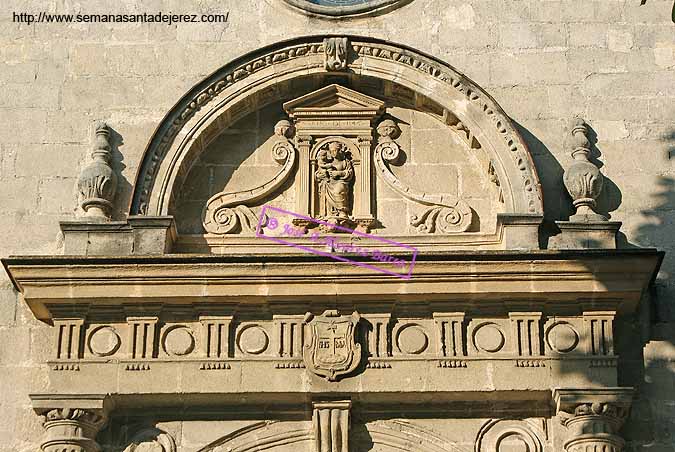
[130,36,543,252]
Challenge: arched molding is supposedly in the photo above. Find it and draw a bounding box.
[198,421,312,452]
[198,419,469,452]
[363,420,470,452]
[130,35,543,219]
[123,427,177,452]
[475,419,545,452]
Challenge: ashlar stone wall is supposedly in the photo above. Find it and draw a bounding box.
[0,1,674,451]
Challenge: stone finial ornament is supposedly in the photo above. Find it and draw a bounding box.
[77,122,117,220]
[563,118,606,221]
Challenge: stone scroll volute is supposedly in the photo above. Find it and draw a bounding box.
[202,119,297,234]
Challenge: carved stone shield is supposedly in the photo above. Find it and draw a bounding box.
[303,310,361,381]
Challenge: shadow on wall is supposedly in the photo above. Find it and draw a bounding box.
[108,126,132,221]
[514,120,622,249]
[514,120,626,249]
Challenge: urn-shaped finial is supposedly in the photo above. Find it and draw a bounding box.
[563,118,606,221]
[77,122,117,220]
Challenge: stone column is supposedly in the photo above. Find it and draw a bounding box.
[553,388,632,452]
[31,395,112,452]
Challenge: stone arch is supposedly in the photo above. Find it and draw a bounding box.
[197,419,469,452]
[129,35,543,219]
[475,419,545,452]
[198,421,313,452]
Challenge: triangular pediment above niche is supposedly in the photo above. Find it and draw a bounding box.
[283,84,385,116]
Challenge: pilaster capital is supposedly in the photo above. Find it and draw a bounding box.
[30,394,114,452]
[553,388,633,452]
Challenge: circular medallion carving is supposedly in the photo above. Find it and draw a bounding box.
[396,324,428,354]
[473,323,505,353]
[238,325,269,355]
[546,322,579,353]
[280,0,411,17]
[88,326,121,357]
[162,326,195,356]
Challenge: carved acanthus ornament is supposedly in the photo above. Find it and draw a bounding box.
[554,389,633,452]
[563,118,607,221]
[78,122,117,220]
[373,119,473,233]
[33,403,109,452]
[202,119,297,234]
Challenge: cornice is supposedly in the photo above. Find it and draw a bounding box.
[3,249,663,323]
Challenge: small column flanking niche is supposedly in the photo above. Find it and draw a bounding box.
[284,84,385,232]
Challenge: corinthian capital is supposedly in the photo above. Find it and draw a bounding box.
[554,388,633,452]
[31,394,113,452]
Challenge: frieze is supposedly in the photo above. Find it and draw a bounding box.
[42,311,621,384]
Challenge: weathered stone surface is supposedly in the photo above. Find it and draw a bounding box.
[1,1,674,451]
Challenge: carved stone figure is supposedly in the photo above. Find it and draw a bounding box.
[324,37,349,71]
[303,310,361,381]
[77,122,117,220]
[315,141,354,220]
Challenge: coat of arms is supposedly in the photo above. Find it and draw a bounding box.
[303,310,361,381]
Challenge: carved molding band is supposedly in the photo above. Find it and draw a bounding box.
[202,119,297,234]
[374,119,473,233]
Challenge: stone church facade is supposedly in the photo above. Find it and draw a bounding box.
[1,1,674,452]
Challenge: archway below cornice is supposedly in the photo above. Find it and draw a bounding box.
[130,35,543,221]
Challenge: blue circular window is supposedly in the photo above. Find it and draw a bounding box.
[281,0,411,17]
